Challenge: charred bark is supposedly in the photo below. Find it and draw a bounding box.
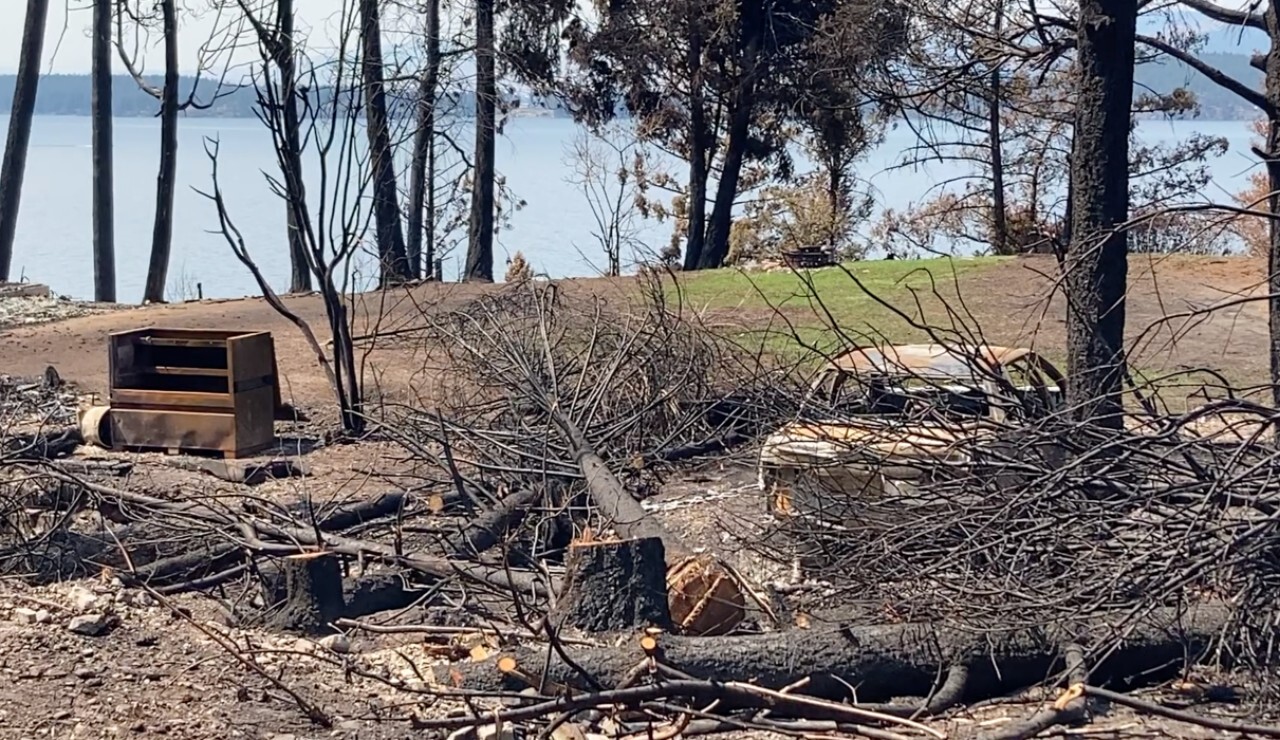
[264,553,346,634]
[142,0,180,304]
[552,537,673,632]
[698,47,757,270]
[682,29,709,271]
[451,487,541,558]
[277,0,311,293]
[1064,0,1136,429]
[359,0,411,285]
[461,605,1228,699]
[0,0,49,281]
[987,9,1008,256]
[465,0,497,282]
[91,0,116,302]
[406,0,442,281]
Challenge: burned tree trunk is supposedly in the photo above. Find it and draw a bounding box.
[359,0,410,285]
[277,0,311,294]
[0,0,49,281]
[465,0,497,282]
[142,0,180,304]
[91,0,116,302]
[406,0,441,281]
[463,604,1230,699]
[1063,0,1137,428]
[552,537,672,632]
[265,553,345,634]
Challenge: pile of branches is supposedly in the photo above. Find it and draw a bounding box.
[757,337,1280,685]
[381,275,801,555]
[7,281,1280,737]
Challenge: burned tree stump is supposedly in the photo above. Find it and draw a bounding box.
[553,537,672,632]
[266,552,345,634]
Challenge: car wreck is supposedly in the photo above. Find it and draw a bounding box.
[758,343,1066,525]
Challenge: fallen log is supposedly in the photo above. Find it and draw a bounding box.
[76,480,549,596]
[450,487,541,558]
[455,604,1230,703]
[313,492,411,531]
[551,536,672,632]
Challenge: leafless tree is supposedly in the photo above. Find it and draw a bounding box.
[199,8,375,434]
[115,0,239,303]
[563,124,653,276]
[92,0,116,302]
[0,0,50,283]
[232,0,313,293]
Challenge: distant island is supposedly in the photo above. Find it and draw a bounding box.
[0,52,1265,121]
[0,73,571,120]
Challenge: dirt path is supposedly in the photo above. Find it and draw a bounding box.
[1,256,1269,407]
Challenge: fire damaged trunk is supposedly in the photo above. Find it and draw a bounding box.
[698,38,759,270]
[0,0,49,282]
[1063,0,1137,429]
[406,0,442,281]
[465,0,498,282]
[91,0,116,302]
[141,0,180,304]
[359,0,411,286]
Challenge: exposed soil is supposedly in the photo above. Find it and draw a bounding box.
[0,256,1274,738]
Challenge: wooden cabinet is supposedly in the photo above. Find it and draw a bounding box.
[107,328,280,458]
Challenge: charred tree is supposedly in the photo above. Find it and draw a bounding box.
[465,0,497,283]
[987,5,1008,255]
[682,28,710,272]
[141,0,180,304]
[359,0,411,285]
[91,0,116,302]
[1064,0,1137,428]
[407,0,442,281]
[278,0,311,293]
[0,0,49,282]
[552,537,673,632]
[698,37,760,270]
[264,553,346,634]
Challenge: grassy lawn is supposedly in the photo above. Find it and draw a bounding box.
[673,256,1008,358]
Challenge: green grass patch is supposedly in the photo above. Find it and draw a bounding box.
[672,256,1008,359]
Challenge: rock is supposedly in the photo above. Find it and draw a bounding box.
[73,667,96,680]
[12,608,39,625]
[52,711,72,721]
[34,609,52,625]
[116,591,154,609]
[317,634,352,654]
[67,587,99,612]
[67,613,115,637]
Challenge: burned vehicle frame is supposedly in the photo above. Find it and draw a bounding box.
[757,344,1067,534]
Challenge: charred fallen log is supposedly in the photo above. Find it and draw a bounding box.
[459,604,1230,702]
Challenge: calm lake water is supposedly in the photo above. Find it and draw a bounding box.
[0,115,1263,301]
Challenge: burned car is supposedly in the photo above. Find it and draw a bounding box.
[758,344,1066,524]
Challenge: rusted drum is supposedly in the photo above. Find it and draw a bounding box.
[79,405,112,448]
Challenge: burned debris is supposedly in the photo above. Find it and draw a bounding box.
[2,280,1280,738]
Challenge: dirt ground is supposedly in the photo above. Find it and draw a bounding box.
[0,256,1274,738]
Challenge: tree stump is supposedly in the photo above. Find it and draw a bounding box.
[265,552,345,634]
[554,536,672,632]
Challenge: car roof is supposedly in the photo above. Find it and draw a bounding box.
[825,344,1033,380]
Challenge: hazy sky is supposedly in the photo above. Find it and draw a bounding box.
[0,0,1267,76]
[0,0,351,75]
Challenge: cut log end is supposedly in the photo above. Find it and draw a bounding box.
[553,536,672,633]
[667,554,747,636]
